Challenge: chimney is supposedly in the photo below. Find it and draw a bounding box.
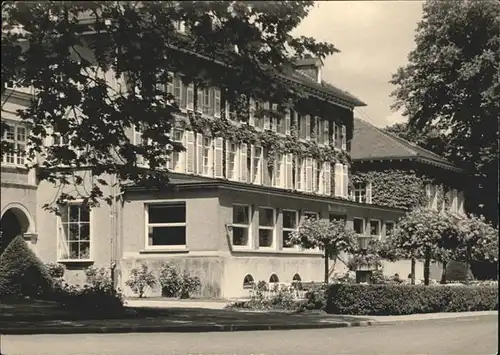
[294,57,324,84]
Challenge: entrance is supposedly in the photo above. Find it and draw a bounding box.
[0,207,30,254]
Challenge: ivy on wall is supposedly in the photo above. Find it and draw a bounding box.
[351,169,434,210]
[184,112,351,168]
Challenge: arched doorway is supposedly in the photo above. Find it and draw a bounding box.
[0,207,31,254]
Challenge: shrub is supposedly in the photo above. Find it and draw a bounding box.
[301,283,329,311]
[229,281,300,311]
[45,262,65,280]
[158,263,201,299]
[85,266,113,288]
[125,263,157,298]
[326,283,498,315]
[0,236,54,300]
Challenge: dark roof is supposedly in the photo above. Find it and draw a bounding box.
[351,118,461,172]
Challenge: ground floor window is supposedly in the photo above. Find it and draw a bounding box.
[258,207,275,248]
[232,204,251,247]
[385,221,394,238]
[58,204,91,260]
[146,203,186,247]
[282,209,298,248]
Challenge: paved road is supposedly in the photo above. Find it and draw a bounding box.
[1,315,497,355]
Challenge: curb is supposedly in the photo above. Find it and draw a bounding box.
[0,320,376,335]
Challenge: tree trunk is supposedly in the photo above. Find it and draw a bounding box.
[324,247,329,284]
[424,248,431,286]
[411,258,416,285]
[440,260,448,284]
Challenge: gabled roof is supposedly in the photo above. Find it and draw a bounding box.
[351,118,461,172]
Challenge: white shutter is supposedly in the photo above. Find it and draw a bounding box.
[196,133,203,175]
[312,160,318,192]
[285,110,291,135]
[341,125,347,150]
[305,115,311,140]
[285,154,293,189]
[177,131,186,173]
[225,140,231,179]
[240,143,247,182]
[331,122,336,147]
[249,145,256,183]
[187,84,194,111]
[343,164,349,198]
[208,137,214,177]
[324,120,330,145]
[264,115,270,130]
[248,98,255,126]
[214,137,223,178]
[306,158,313,192]
[214,88,221,118]
[334,163,342,197]
[323,162,331,196]
[185,131,195,173]
[366,181,372,204]
[166,72,174,96]
[196,87,203,113]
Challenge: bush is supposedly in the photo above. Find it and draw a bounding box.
[158,263,201,299]
[326,283,499,315]
[229,281,300,311]
[0,236,54,300]
[125,263,157,298]
[301,283,329,311]
[52,266,124,315]
[45,262,65,279]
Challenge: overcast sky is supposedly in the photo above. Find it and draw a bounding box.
[294,1,424,128]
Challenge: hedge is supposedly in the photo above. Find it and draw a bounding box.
[326,284,499,315]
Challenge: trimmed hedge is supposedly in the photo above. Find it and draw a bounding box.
[0,236,54,301]
[326,284,499,315]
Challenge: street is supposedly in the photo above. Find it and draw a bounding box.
[1,315,497,355]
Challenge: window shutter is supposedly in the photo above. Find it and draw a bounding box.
[196,133,203,175]
[186,84,194,110]
[324,120,330,145]
[285,154,293,189]
[173,77,182,104]
[240,143,247,182]
[312,160,318,192]
[343,164,349,198]
[323,162,331,196]
[264,115,270,130]
[285,110,291,135]
[249,145,256,183]
[341,125,347,150]
[333,122,339,147]
[305,115,311,140]
[214,88,221,118]
[365,181,372,204]
[249,98,255,126]
[306,158,313,192]
[208,137,214,176]
[334,163,342,196]
[185,131,195,173]
[166,72,174,95]
[196,87,203,113]
[214,137,223,178]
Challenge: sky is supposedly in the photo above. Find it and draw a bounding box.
[295,0,425,128]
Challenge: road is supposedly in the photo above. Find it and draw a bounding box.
[1,315,497,355]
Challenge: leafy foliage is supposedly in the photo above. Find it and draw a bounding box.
[228,280,300,311]
[290,217,357,283]
[453,214,499,263]
[351,169,431,210]
[44,262,66,279]
[125,263,157,298]
[1,1,339,211]
[390,0,500,225]
[158,262,201,299]
[326,283,498,315]
[0,236,54,301]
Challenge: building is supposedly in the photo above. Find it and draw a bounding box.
[350,118,467,280]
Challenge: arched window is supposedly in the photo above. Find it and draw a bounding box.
[243,274,255,289]
[292,274,301,282]
[269,274,279,283]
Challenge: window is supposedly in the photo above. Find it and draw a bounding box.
[58,204,91,260]
[201,136,212,175]
[296,157,305,191]
[304,211,318,221]
[2,123,27,166]
[146,203,186,247]
[354,183,367,203]
[252,146,262,184]
[243,274,255,289]
[369,220,380,238]
[329,214,346,223]
[233,205,251,247]
[226,141,238,180]
[258,207,275,248]
[169,129,184,172]
[273,153,283,187]
[353,218,365,234]
[292,274,301,282]
[385,222,394,238]
[269,274,279,283]
[282,210,298,248]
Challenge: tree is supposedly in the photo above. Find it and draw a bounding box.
[1,1,338,212]
[290,217,357,283]
[390,0,500,226]
[383,208,458,285]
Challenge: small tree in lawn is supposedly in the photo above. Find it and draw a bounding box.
[384,208,457,285]
[290,217,357,283]
[125,263,157,298]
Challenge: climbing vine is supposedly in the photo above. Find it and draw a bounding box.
[185,112,351,168]
[351,169,433,210]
